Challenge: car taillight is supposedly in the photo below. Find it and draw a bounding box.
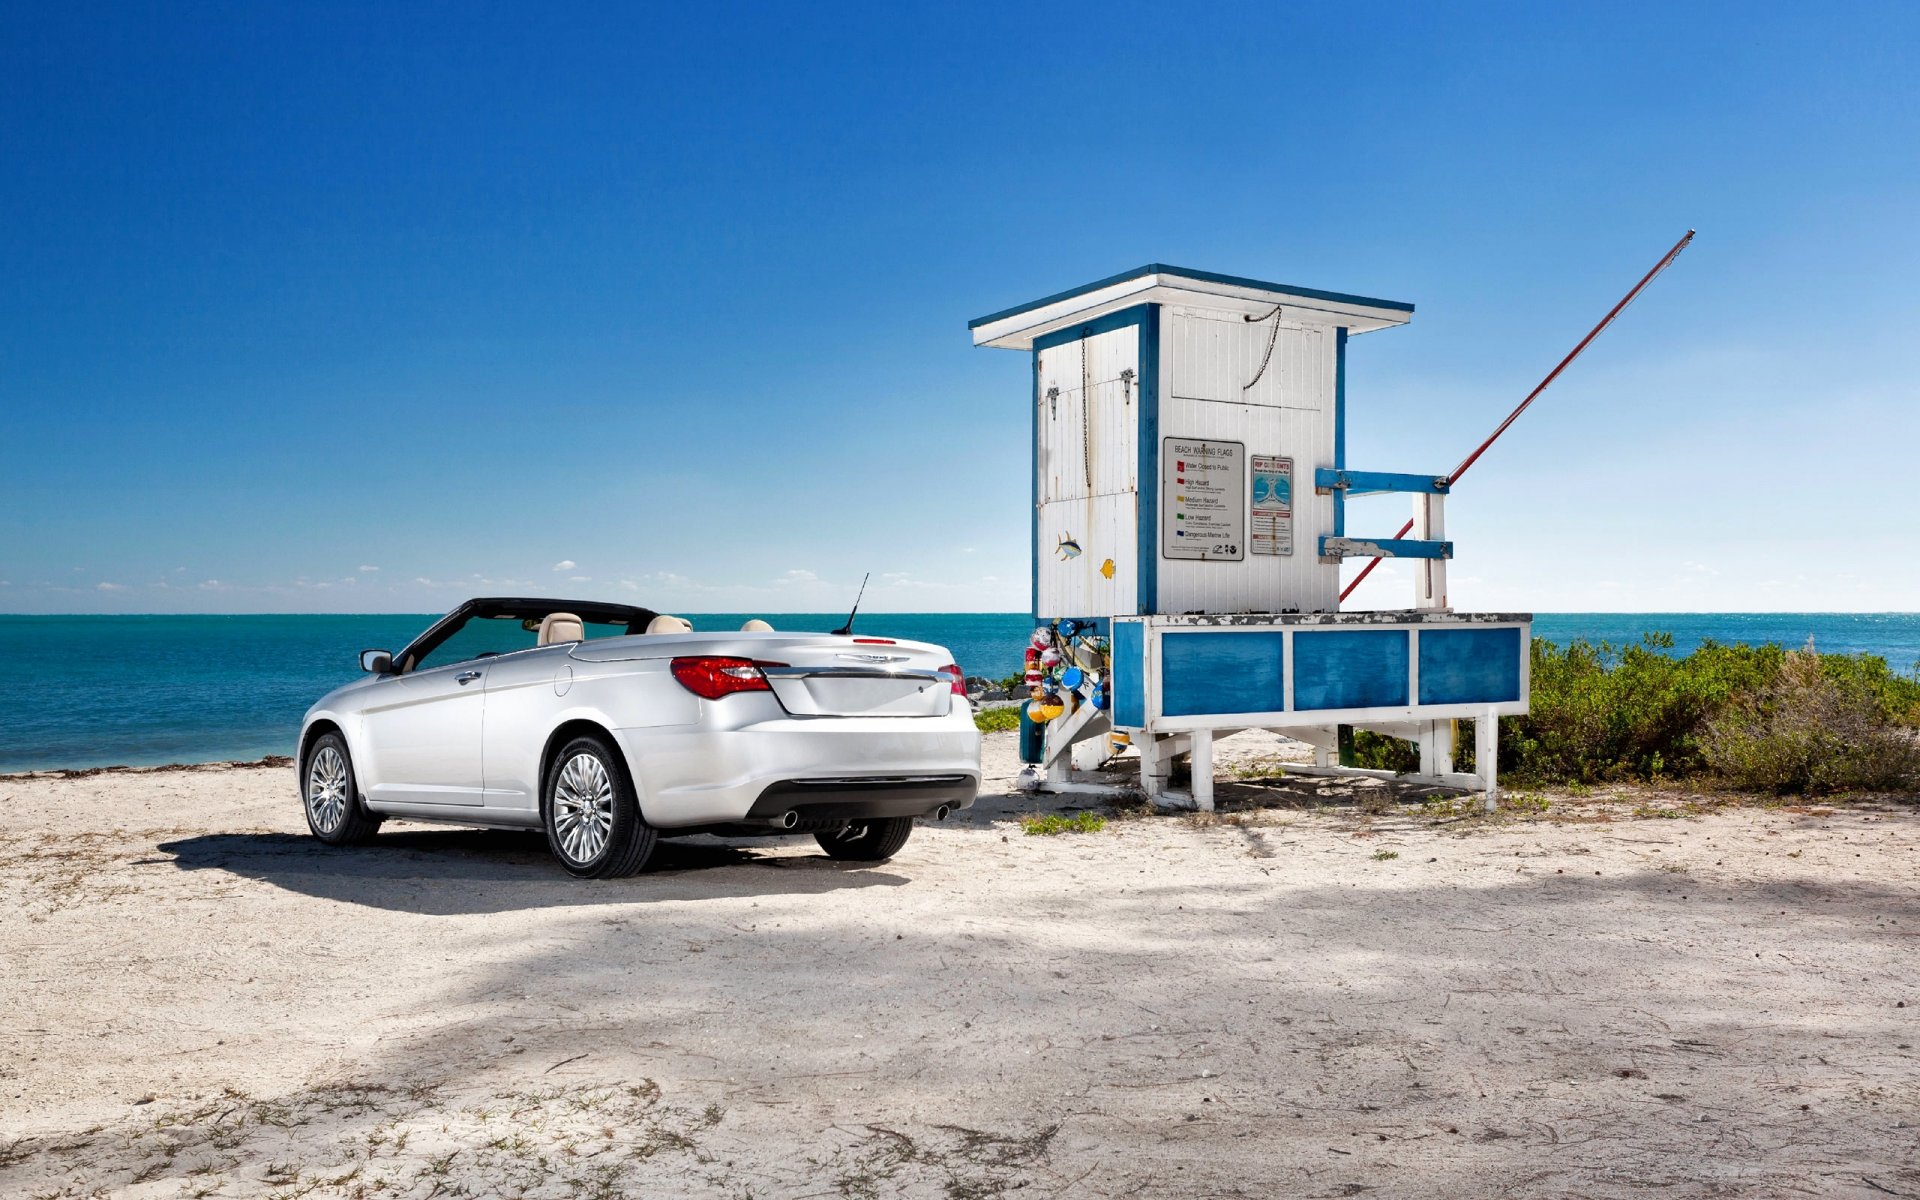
[670,656,771,699]
[940,663,966,697]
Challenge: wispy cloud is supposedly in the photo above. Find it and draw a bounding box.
[96,581,126,591]
[553,560,576,571]
[358,564,379,573]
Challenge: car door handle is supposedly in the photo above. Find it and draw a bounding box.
[455,671,482,685]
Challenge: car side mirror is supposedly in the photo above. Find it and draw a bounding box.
[360,649,393,674]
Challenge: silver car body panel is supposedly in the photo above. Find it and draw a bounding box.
[299,619,982,832]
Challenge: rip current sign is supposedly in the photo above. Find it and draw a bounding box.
[1161,437,1245,561]
[1250,455,1294,556]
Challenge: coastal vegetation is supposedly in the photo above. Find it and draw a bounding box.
[973,705,1022,734]
[1354,635,1920,795]
[1018,811,1108,836]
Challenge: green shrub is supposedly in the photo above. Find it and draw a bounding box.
[974,705,1022,733]
[1348,729,1420,773]
[1483,634,1782,784]
[1443,635,1920,792]
[1019,811,1107,836]
[1703,650,1920,794]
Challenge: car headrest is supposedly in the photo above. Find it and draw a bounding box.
[537,612,585,646]
[741,619,774,632]
[646,614,694,635]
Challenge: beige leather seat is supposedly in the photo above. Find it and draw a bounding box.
[646,614,693,635]
[537,612,585,646]
[741,619,773,632]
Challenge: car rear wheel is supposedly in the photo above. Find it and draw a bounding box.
[303,732,382,845]
[543,736,656,878]
[813,817,914,862]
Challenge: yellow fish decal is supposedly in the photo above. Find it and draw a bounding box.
[1100,558,1115,579]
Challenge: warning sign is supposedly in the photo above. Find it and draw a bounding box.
[1250,454,1293,556]
[1161,437,1245,561]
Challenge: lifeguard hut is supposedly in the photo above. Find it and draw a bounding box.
[970,264,1531,809]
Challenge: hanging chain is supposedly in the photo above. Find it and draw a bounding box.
[1242,304,1283,393]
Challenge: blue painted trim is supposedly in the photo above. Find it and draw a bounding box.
[1137,305,1159,616]
[1030,346,1040,620]
[970,264,1414,329]
[1318,536,1454,560]
[1314,468,1449,495]
[1031,305,1152,621]
[1333,328,1347,540]
[1031,303,1152,353]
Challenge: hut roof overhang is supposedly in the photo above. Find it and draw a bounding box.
[968,264,1414,351]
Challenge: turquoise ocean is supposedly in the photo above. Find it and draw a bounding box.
[2,612,1917,773]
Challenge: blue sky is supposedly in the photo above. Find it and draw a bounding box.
[3,1,1915,614]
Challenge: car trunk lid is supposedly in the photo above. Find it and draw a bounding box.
[756,638,955,718]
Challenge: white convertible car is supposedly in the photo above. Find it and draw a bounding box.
[297,598,981,877]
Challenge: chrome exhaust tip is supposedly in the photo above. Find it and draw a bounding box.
[934,804,951,821]
[776,810,798,830]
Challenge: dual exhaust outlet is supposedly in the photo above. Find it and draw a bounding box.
[758,804,950,830]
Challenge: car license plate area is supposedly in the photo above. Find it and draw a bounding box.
[767,676,950,718]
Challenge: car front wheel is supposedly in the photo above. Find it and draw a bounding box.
[813,817,914,862]
[542,736,656,879]
[303,732,382,845]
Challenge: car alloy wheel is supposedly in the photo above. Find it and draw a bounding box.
[552,751,615,865]
[306,745,350,835]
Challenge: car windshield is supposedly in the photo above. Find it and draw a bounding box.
[411,613,633,673]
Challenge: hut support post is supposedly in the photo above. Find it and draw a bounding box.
[1189,729,1214,812]
[1476,706,1500,811]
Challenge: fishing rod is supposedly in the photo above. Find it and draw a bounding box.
[1338,228,1697,604]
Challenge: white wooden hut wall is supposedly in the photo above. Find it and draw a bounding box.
[1034,322,1140,620]
[1158,305,1340,615]
[1033,301,1344,619]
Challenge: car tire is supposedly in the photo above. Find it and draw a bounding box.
[302,732,382,845]
[813,817,914,862]
[542,735,656,879]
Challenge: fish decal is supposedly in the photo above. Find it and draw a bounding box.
[1056,535,1082,561]
[1099,557,1115,579]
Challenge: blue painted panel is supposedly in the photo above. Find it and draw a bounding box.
[1313,468,1449,495]
[1419,628,1523,706]
[1112,620,1145,728]
[1293,630,1410,710]
[1160,632,1286,717]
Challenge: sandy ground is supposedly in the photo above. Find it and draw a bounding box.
[1,733,1916,1199]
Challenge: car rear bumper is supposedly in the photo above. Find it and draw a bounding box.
[746,774,977,824]
[611,710,982,829]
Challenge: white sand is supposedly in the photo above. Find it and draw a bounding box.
[1,733,1916,1197]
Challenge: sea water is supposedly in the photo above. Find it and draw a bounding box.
[2,611,1916,772]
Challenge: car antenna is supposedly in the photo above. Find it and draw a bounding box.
[831,573,869,636]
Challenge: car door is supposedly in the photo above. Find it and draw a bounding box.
[357,658,488,807]
[479,644,570,814]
